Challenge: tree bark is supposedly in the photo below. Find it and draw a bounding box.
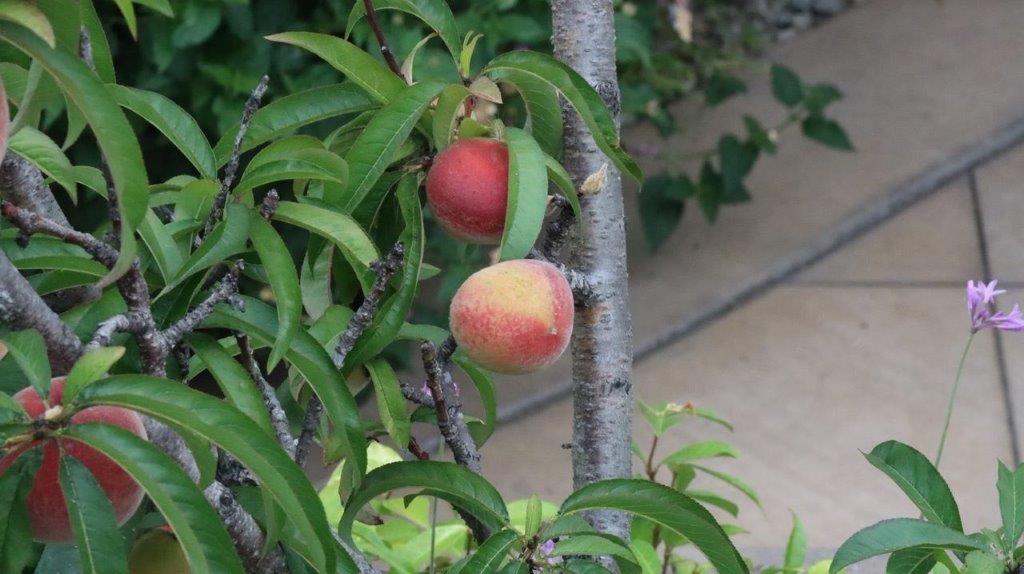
[551,0,635,539]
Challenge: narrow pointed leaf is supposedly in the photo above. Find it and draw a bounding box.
[203,297,367,490]
[58,455,129,574]
[341,80,446,211]
[0,23,148,285]
[0,447,42,574]
[8,126,77,199]
[345,0,461,65]
[266,32,405,104]
[830,519,986,574]
[484,51,640,182]
[885,548,937,574]
[161,202,250,295]
[62,424,243,573]
[185,333,275,436]
[998,461,1024,547]
[499,127,548,260]
[109,84,217,179]
[1,329,51,401]
[75,376,336,573]
[432,84,471,151]
[249,216,302,370]
[463,529,522,573]
[339,461,509,542]
[491,68,564,158]
[365,359,410,447]
[558,479,747,574]
[543,154,581,222]
[62,346,125,406]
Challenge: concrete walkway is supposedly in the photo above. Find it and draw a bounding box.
[454,0,1024,564]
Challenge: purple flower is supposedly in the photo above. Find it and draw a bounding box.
[537,539,562,565]
[966,280,1024,332]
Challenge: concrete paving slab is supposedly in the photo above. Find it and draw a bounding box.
[796,179,981,284]
[480,286,1013,552]
[974,144,1024,283]
[622,0,1024,347]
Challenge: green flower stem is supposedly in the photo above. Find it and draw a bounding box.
[934,332,976,467]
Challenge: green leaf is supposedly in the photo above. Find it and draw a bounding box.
[0,448,42,573]
[213,83,376,165]
[661,441,739,467]
[830,519,987,573]
[0,1,55,47]
[1,329,51,401]
[338,461,510,542]
[885,548,937,574]
[801,114,853,151]
[346,0,461,65]
[111,0,137,37]
[628,539,660,574]
[79,0,115,82]
[235,146,349,195]
[0,391,28,421]
[266,32,405,104]
[61,424,243,573]
[462,529,521,573]
[250,216,302,370]
[718,134,756,200]
[343,176,424,369]
[484,51,641,182]
[0,23,149,286]
[691,464,761,508]
[75,376,336,573]
[432,84,472,151]
[998,461,1024,547]
[523,495,542,537]
[161,202,250,295]
[638,174,691,252]
[704,71,746,106]
[804,83,843,114]
[963,551,1004,574]
[341,80,445,211]
[365,359,411,447]
[203,297,367,491]
[272,200,379,294]
[453,353,497,446]
[62,346,125,406]
[864,441,962,531]
[109,84,217,179]
[552,534,638,566]
[491,68,564,158]
[542,155,582,217]
[684,490,739,517]
[558,479,747,574]
[8,126,77,199]
[499,127,548,260]
[770,64,803,107]
[58,455,129,574]
[185,333,275,436]
[784,513,807,569]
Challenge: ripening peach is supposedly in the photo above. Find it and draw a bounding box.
[0,378,147,542]
[426,138,509,243]
[129,528,189,574]
[450,260,573,374]
[0,79,9,161]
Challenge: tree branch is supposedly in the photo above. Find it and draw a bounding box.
[553,0,635,541]
[236,333,296,457]
[195,75,269,249]
[541,194,576,259]
[162,262,243,346]
[362,0,403,78]
[295,241,406,466]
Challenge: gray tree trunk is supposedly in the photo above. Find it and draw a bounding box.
[551,0,635,539]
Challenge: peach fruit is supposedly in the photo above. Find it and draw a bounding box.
[0,378,147,543]
[426,138,509,243]
[129,528,189,574]
[450,259,574,374]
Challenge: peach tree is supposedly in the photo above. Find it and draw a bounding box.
[0,0,747,572]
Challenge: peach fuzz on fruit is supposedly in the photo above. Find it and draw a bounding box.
[426,138,509,244]
[0,378,147,543]
[450,259,574,374]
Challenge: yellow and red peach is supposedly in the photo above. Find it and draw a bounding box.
[0,378,147,543]
[450,260,574,374]
[0,79,9,162]
[426,138,509,244]
[129,528,189,574]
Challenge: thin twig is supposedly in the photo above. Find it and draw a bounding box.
[400,381,435,408]
[294,242,406,466]
[362,0,403,78]
[195,75,269,249]
[162,262,244,346]
[236,333,296,456]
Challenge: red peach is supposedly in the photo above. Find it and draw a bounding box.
[0,378,147,543]
[426,138,509,244]
[450,260,574,374]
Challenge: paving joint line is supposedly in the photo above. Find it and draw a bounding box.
[491,113,1024,429]
[968,168,1021,463]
